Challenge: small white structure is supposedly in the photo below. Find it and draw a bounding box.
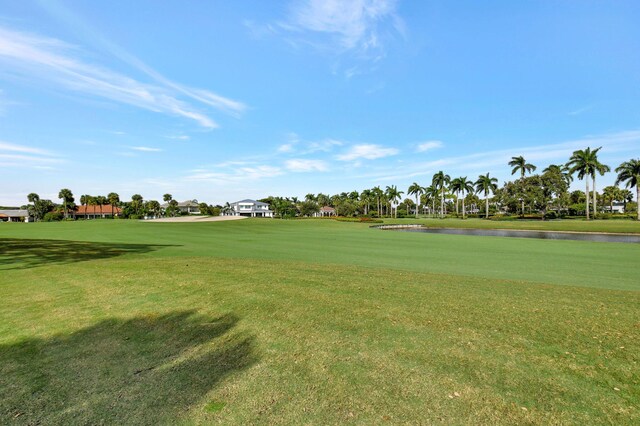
[161,200,201,214]
[226,199,273,217]
[0,209,32,222]
[314,206,336,217]
[603,202,625,214]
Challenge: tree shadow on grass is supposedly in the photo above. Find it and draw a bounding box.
[0,238,178,270]
[0,311,257,424]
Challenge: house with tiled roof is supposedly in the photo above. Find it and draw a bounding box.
[75,204,122,219]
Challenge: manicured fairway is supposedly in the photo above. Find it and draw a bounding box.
[1,219,639,424]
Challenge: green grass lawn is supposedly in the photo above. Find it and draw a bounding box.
[1,219,639,424]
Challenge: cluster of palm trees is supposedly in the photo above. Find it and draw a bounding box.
[290,149,639,221]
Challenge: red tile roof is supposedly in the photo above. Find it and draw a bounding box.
[76,205,122,215]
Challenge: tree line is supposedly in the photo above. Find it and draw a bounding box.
[262,149,640,221]
[22,148,640,221]
[24,191,222,221]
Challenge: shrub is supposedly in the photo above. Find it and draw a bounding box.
[43,212,63,222]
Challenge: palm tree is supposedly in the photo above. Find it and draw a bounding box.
[27,193,40,221]
[95,195,107,217]
[79,194,90,218]
[372,186,384,217]
[385,185,403,218]
[475,173,498,219]
[456,177,474,219]
[566,147,598,220]
[107,192,120,217]
[304,193,316,202]
[449,177,463,216]
[615,158,640,220]
[58,188,74,219]
[509,156,536,216]
[407,182,424,218]
[432,171,450,218]
[131,194,143,216]
[360,189,373,215]
[602,186,619,214]
[423,185,438,217]
[590,148,610,218]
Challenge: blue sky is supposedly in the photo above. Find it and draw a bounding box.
[1,0,639,206]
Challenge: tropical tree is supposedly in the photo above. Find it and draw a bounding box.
[615,158,640,220]
[475,173,498,218]
[566,147,598,219]
[407,182,424,218]
[58,188,74,219]
[432,171,450,218]
[423,185,438,217]
[371,186,384,217]
[360,189,373,215]
[602,186,620,214]
[385,185,403,218]
[108,192,120,217]
[456,177,474,219]
[449,178,463,215]
[131,194,143,216]
[79,194,92,218]
[509,156,536,216]
[27,193,41,221]
[148,200,160,217]
[589,147,610,217]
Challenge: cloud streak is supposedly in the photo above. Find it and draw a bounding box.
[416,140,443,153]
[0,25,244,128]
[336,143,399,161]
[0,140,62,168]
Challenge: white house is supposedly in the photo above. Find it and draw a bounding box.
[226,199,273,217]
[161,200,201,214]
[603,202,625,214]
[0,209,32,222]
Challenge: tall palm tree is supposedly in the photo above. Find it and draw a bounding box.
[566,147,598,220]
[423,185,438,217]
[509,156,536,216]
[407,182,424,218]
[589,147,610,218]
[304,193,316,202]
[432,171,450,218]
[385,185,403,218]
[163,194,173,217]
[615,158,640,220]
[449,177,464,215]
[95,195,107,217]
[372,186,384,217]
[131,194,143,216]
[456,177,474,219]
[475,173,498,219]
[360,189,373,215]
[58,188,74,219]
[108,192,120,217]
[27,193,40,221]
[79,194,90,218]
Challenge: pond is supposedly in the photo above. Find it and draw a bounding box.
[382,226,640,244]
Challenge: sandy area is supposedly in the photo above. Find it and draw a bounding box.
[143,215,248,223]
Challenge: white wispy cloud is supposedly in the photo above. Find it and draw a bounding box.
[185,165,284,184]
[568,105,594,116]
[336,143,399,161]
[286,0,403,53]
[416,140,443,153]
[165,135,190,141]
[285,158,328,172]
[358,130,640,183]
[0,25,245,128]
[130,146,162,152]
[278,143,296,153]
[0,140,62,168]
[305,138,343,153]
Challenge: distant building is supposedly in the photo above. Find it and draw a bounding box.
[314,206,336,217]
[603,202,625,214]
[75,204,122,219]
[161,200,201,215]
[0,209,32,222]
[226,199,273,217]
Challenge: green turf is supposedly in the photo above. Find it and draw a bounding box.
[1,219,639,424]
